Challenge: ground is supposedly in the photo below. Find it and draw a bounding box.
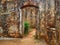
[0,29,47,45]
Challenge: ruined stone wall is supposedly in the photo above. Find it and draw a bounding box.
[55,0,60,44]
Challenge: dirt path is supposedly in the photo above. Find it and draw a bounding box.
[0,29,47,45]
[19,29,47,45]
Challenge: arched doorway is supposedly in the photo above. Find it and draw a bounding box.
[19,2,40,38]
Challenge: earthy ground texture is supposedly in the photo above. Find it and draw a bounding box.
[0,29,47,45]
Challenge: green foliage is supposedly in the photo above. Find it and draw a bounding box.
[24,21,29,35]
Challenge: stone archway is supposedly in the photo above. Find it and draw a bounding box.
[19,2,40,38]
